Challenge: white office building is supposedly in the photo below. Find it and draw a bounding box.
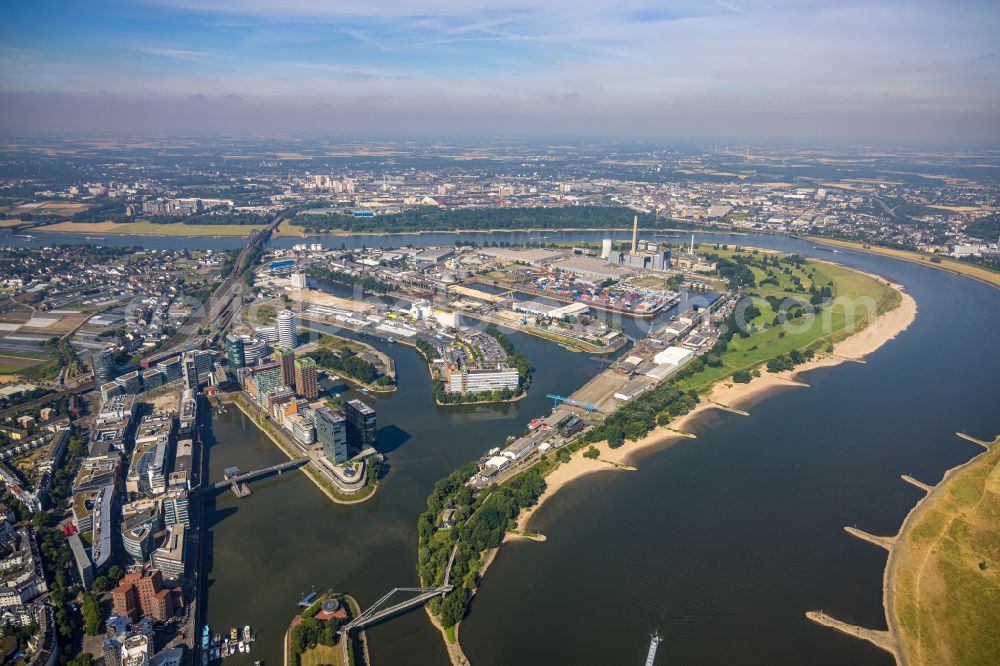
[445,366,519,394]
[276,309,297,349]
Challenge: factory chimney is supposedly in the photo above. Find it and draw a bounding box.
[631,215,638,254]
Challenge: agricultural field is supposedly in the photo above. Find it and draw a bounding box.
[0,354,46,374]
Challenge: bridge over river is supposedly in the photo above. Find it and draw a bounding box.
[202,457,309,492]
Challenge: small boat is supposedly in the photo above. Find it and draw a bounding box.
[245,642,251,655]
[230,628,238,642]
[243,625,252,642]
[212,648,220,660]
[201,653,208,666]
[645,631,662,666]
[239,641,247,653]
[221,644,229,658]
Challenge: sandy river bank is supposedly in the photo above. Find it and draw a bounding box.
[514,285,917,533]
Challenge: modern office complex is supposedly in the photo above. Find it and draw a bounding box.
[226,334,245,369]
[445,366,520,394]
[92,347,117,384]
[314,407,348,464]
[121,506,161,563]
[276,309,297,349]
[344,399,377,450]
[151,524,186,579]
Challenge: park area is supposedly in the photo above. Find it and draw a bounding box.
[678,252,898,392]
[286,591,364,666]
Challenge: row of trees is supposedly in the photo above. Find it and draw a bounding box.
[766,349,815,373]
[418,463,547,628]
[304,347,388,386]
[288,614,342,666]
[483,325,532,392]
[292,206,654,234]
[583,381,700,447]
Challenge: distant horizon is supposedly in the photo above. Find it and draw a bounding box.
[2,130,999,152]
[3,1,999,143]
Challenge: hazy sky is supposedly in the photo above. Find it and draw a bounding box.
[2,0,999,143]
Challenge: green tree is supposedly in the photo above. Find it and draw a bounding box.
[67,654,94,666]
[82,594,103,635]
[732,370,752,384]
[91,575,109,594]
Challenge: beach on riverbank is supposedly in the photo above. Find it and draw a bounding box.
[514,284,917,533]
[35,220,266,236]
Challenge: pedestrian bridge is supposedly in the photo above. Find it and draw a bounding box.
[207,457,309,490]
[341,543,458,635]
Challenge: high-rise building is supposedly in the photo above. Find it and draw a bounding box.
[344,398,377,450]
[121,506,161,563]
[314,407,348,464]
[193,349,215,376]
[157,356,183,382]
[93,348,117,385]
[242,338,270,366]
[273,346,296,387]
[226,335,245,369]
[276,309,297,349]
[243,363,281,403]
[182,354,199,390]
[112,569,181,622]
[114,370,143,394]
[294,357,319,399]
[181,350,215,390]
[151,523,186,579]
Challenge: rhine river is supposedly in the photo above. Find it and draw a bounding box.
[6,228,999,664]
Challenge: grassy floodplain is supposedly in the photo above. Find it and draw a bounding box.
[891,435,1000,666]
[38,219,266,236]
[678,249,899,392]
[805,236,1000,290]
